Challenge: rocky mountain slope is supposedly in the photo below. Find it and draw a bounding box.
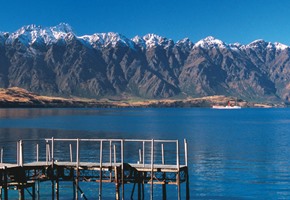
[1,23,290,102]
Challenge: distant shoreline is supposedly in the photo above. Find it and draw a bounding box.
[0,87,285,108]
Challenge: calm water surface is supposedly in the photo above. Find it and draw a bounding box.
[1,108,290,199]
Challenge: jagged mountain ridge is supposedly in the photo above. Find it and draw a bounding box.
[1,23,290,102]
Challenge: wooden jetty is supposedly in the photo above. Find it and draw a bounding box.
[0,138,189,199]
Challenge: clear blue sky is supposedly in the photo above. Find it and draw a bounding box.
[1,0,290,45]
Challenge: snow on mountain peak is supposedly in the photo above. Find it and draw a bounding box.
[52,23,73,33]
[50,23,73,40]
[6,23,74,46]
[133,34,173,48]
[194,36,227,49]
[246,39,267,48]
[176,38,194,49]
[273,42,288,50]
[246,39,289,51]
[0,32,9,45]
[3,24,290,52]
[80,32,135,49]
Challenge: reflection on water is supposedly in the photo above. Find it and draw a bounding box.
[1,108,290,199]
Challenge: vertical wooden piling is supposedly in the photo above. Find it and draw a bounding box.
[3,166,8,200]
[18,185,24,200]
[46,141,50,164]
[184,139,188,166]
[51,171,55,199]
[161,144,164,165]
[139,149,142,164]
[51,137,54,163]
[19,140,23,167]
[162,176,167,200]
[138,175,141,200]
[73,180,76,199]
[109,141,112,181]
[142,141,145,167]
[150,139,154,200]
[55,168,59,200]
[32,183,36,200]
[161,143,166,200]
[17,141,19,165]
[75,138,80,200]
[1,147,3,163]
[121,139,124,200]
[184,139,189,200]
[70,144,73,162]
[36,179,40,200]
[36,144,39,163]
[51,137,55,200]
[114,166,120,200]
[99,140,103,200]
[176,140,181,200]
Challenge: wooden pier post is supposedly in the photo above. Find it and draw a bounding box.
[137,172,142,200]
[17,141,19,165]
[19,140,24,167]
[150,139,154,200]
[75,138,80,200]
[98,140,103,200]
[184,139,188,166]
[142,141,145,167]
[176,140,181,200]
[69,144,73,162]
[1,147,3,163]
[36,144,39,163]
[121,140,124,200]
[139,149,142,164]
[73,180,76,199]
[109,141,112,181]
[18,185,24,200]
[184,139,189,200]
[30,182,36,200]
[51,137,55,200]
[3,167,8,200]
[114,166,120,200]
[46,141,50,165]
[161,143,166,200]
[55,168,59,200]
[36,179,40,200]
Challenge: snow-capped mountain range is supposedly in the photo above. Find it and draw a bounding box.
[1,23,288,51]
[1,23,290,102]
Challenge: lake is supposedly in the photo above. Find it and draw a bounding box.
[1,108,290,199]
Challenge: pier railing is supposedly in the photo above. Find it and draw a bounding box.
[11,138,188,168]
[0,138,189,199]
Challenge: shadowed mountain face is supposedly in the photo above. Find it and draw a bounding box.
[0,24,290,101]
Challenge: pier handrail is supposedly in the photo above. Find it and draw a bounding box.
[12,138,188,169]
[0,138,190,200]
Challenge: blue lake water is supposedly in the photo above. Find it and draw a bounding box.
[1,108,290,199]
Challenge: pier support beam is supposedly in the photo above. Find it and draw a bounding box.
[18,185,24,200]
[55,168,59,200]
[162,174,166,200]
[3,167,8,200]
[114,166,120,200]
